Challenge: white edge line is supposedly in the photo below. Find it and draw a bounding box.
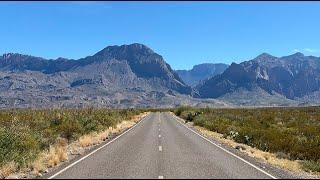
[48,113,150,179]
[172,114,277,179]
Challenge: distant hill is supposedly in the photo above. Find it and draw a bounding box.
[1,44,320,108]
[196,52,320,105]
[0,44,193,94]
[0,43,216,108]
[176,63,228,87]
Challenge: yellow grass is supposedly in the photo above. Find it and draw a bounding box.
[4,111,150,178]
[131,112,149,123]
[78,135,93,147]
[46,142,68,168]
[99,127,113,141]
[31,152,47,175]
[30,142,69,177]
[74,112,149,154]
[76,112,149,150]
[0,162,17,179]
[195,126,302,172]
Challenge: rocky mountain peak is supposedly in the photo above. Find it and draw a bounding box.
[2,53,27,60]
[280,52,306,63]
[125,43,154,53]
[254,53,277,62]
[197,52,320,101]
[0,43,194,101]
[94,43,155,58]
[56,57,70,61]
[292,52,305,57]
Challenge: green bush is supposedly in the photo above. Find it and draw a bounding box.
[0,108,145,169]
[0,127,40,168]
[302,160,320,172]
[174,106,320,172]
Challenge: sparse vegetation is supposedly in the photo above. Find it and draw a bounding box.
[0,108,146,177]
[173,106,320,173]
[303,160,320,173]
[2,106,320,177]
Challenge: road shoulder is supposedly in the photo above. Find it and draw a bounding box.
[169,112,319,179]
[41,112,151,179]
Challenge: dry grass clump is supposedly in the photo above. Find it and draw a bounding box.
[77,120,138,148]
[31,153,47,175]
[116,121,135,132]
[78,130,109,148]
[0,162,17,179]
[28,138,68,177]
[46,138,68,168]
[79,133,99,147]
[98,127,113,141]
[47,145,68,168]
[131,112,149,123]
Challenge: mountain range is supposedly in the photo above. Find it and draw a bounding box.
[1,43,320,108]
[0,44,223,108]
[176,63,229,87]
[196,52,320,106]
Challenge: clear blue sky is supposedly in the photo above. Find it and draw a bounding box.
[1,2,320,70]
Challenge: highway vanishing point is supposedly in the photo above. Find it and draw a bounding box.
[46,112,286,179]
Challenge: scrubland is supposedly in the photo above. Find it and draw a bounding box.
[1,106,319,178]
[0,108,147,178]
[173,106,320,173]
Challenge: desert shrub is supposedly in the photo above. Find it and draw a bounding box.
[0,108,146,170]
[180,111,199,122]
[174,106,192,116]
[174,106,320,172]
[275,152,290,159]
[302,160,320,173]
[56,114,81,141]
[78,116,99,135]
[0,127,40,168]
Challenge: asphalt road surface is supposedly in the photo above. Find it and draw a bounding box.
[49,112,277,179]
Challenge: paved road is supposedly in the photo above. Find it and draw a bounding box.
[49,112,276,179]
